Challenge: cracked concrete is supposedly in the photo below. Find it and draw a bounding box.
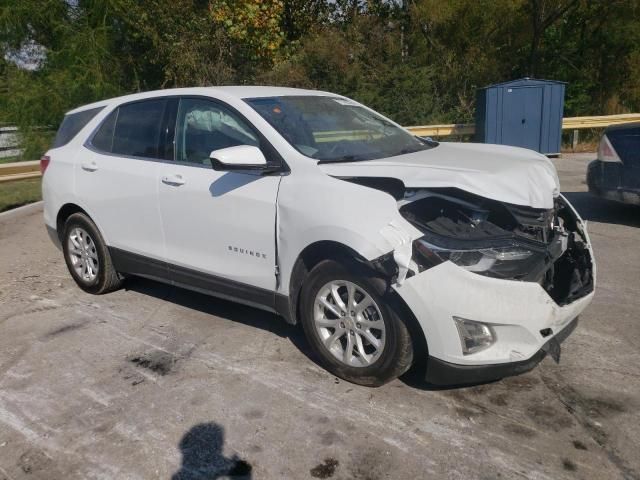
[0,153,638,479]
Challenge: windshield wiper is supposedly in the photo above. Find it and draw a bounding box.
[317,155,364,164]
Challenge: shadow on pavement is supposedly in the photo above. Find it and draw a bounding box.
[124,277,316,363]
[126,275,492,392]
[563,191,640,228]
[399,365,499,391]
[172,422,252,479]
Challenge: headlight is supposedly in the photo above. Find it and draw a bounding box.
[414,238,545,279]
[453,317,496,355]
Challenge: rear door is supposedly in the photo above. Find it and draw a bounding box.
[75,98,168,278]
[156,96,281,305]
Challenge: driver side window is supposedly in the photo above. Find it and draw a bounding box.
[175,98,260,164]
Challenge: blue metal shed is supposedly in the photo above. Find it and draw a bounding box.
[475,78,566,155]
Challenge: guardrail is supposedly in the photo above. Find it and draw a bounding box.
[406,113,640,137]
[0,161,40,184]
[1,113,638,184]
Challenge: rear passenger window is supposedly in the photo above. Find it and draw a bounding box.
[53,107,104,148]
[91,99,167,158]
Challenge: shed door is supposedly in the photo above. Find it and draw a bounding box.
[502,86,543,151]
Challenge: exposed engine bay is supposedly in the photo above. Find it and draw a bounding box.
[398,187,593,306]
[338,176,594,307]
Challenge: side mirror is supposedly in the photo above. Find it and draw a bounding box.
[209,145,268,171]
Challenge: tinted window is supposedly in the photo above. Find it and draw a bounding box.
[53,107,104,148]
[112,99,167,158]
[91,109,117,152]
[175,98,259,164]
[608,126,640,166]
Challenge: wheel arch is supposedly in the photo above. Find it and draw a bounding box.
[281,241,365,325]
[282,240,428,366]
[56,203,91,242]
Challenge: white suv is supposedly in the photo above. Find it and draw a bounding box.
[42,87,595,386]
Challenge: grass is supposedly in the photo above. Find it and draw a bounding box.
[0,178,42,213]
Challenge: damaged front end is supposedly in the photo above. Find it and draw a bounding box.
[398,188,594,306]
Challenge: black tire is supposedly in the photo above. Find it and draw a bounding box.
[300,259,414,387]
[62,213,123,294]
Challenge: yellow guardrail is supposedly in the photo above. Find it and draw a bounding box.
[407,123,475,137]
[561,113,640,129]
[407,113,640,138]
[1,113,638,183]
[0,160,40,184]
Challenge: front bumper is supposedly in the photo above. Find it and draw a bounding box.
[393,259,593,367]
[425,317,578,385]
[392,195,594,385]
[587,159,640,205]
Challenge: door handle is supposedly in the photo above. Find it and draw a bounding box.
[81,161,98,172]
[162,174,186,186]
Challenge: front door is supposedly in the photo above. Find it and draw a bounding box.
[157,97,281,308]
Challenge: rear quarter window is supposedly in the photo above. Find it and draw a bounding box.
[53,107,104,148]
[91,109,117,152]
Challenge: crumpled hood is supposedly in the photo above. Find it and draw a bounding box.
[318,142,561,209]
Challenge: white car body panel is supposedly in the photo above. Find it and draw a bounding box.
[394,257,594,366]
[42,86,595,378]
[319,142,561,210]
[76,147,166,261]
[275,168,423,294]
[157,164,280,291]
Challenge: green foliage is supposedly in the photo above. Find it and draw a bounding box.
[1,0,639,158]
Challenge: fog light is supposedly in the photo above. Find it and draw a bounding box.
[453,317,496,355]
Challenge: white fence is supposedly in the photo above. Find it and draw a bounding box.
[0,126,21,158]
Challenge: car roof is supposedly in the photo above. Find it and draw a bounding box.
[66,86,337,115]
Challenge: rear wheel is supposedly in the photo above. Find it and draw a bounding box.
[62,213,123,294]
[300,259,413,387]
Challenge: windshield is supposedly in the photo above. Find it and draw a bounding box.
[245,96,434,162]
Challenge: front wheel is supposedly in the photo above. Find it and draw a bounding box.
[300,260,414,387]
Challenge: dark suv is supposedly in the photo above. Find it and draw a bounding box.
[587,123,640,205]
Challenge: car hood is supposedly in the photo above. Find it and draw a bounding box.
[318,142,560,209]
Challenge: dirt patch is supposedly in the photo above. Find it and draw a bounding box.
[572,440,588,451]
[563,393,626,419]
[319,430,341,446]
[17,448,54,475]
[310,458,339,478]
[562,458,577,471]
[541,374,637,479]
[526,403,574,431]
[503,423,538,438]
[501,375,540,391]
[242,409,264,420]
[128,350,177,376]
[45,320,89,338]
[489,393,509,406]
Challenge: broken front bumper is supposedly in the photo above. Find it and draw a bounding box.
[393,260,594,384]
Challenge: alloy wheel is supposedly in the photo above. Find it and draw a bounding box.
[313,280,386,367]
[67,227,99,282]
